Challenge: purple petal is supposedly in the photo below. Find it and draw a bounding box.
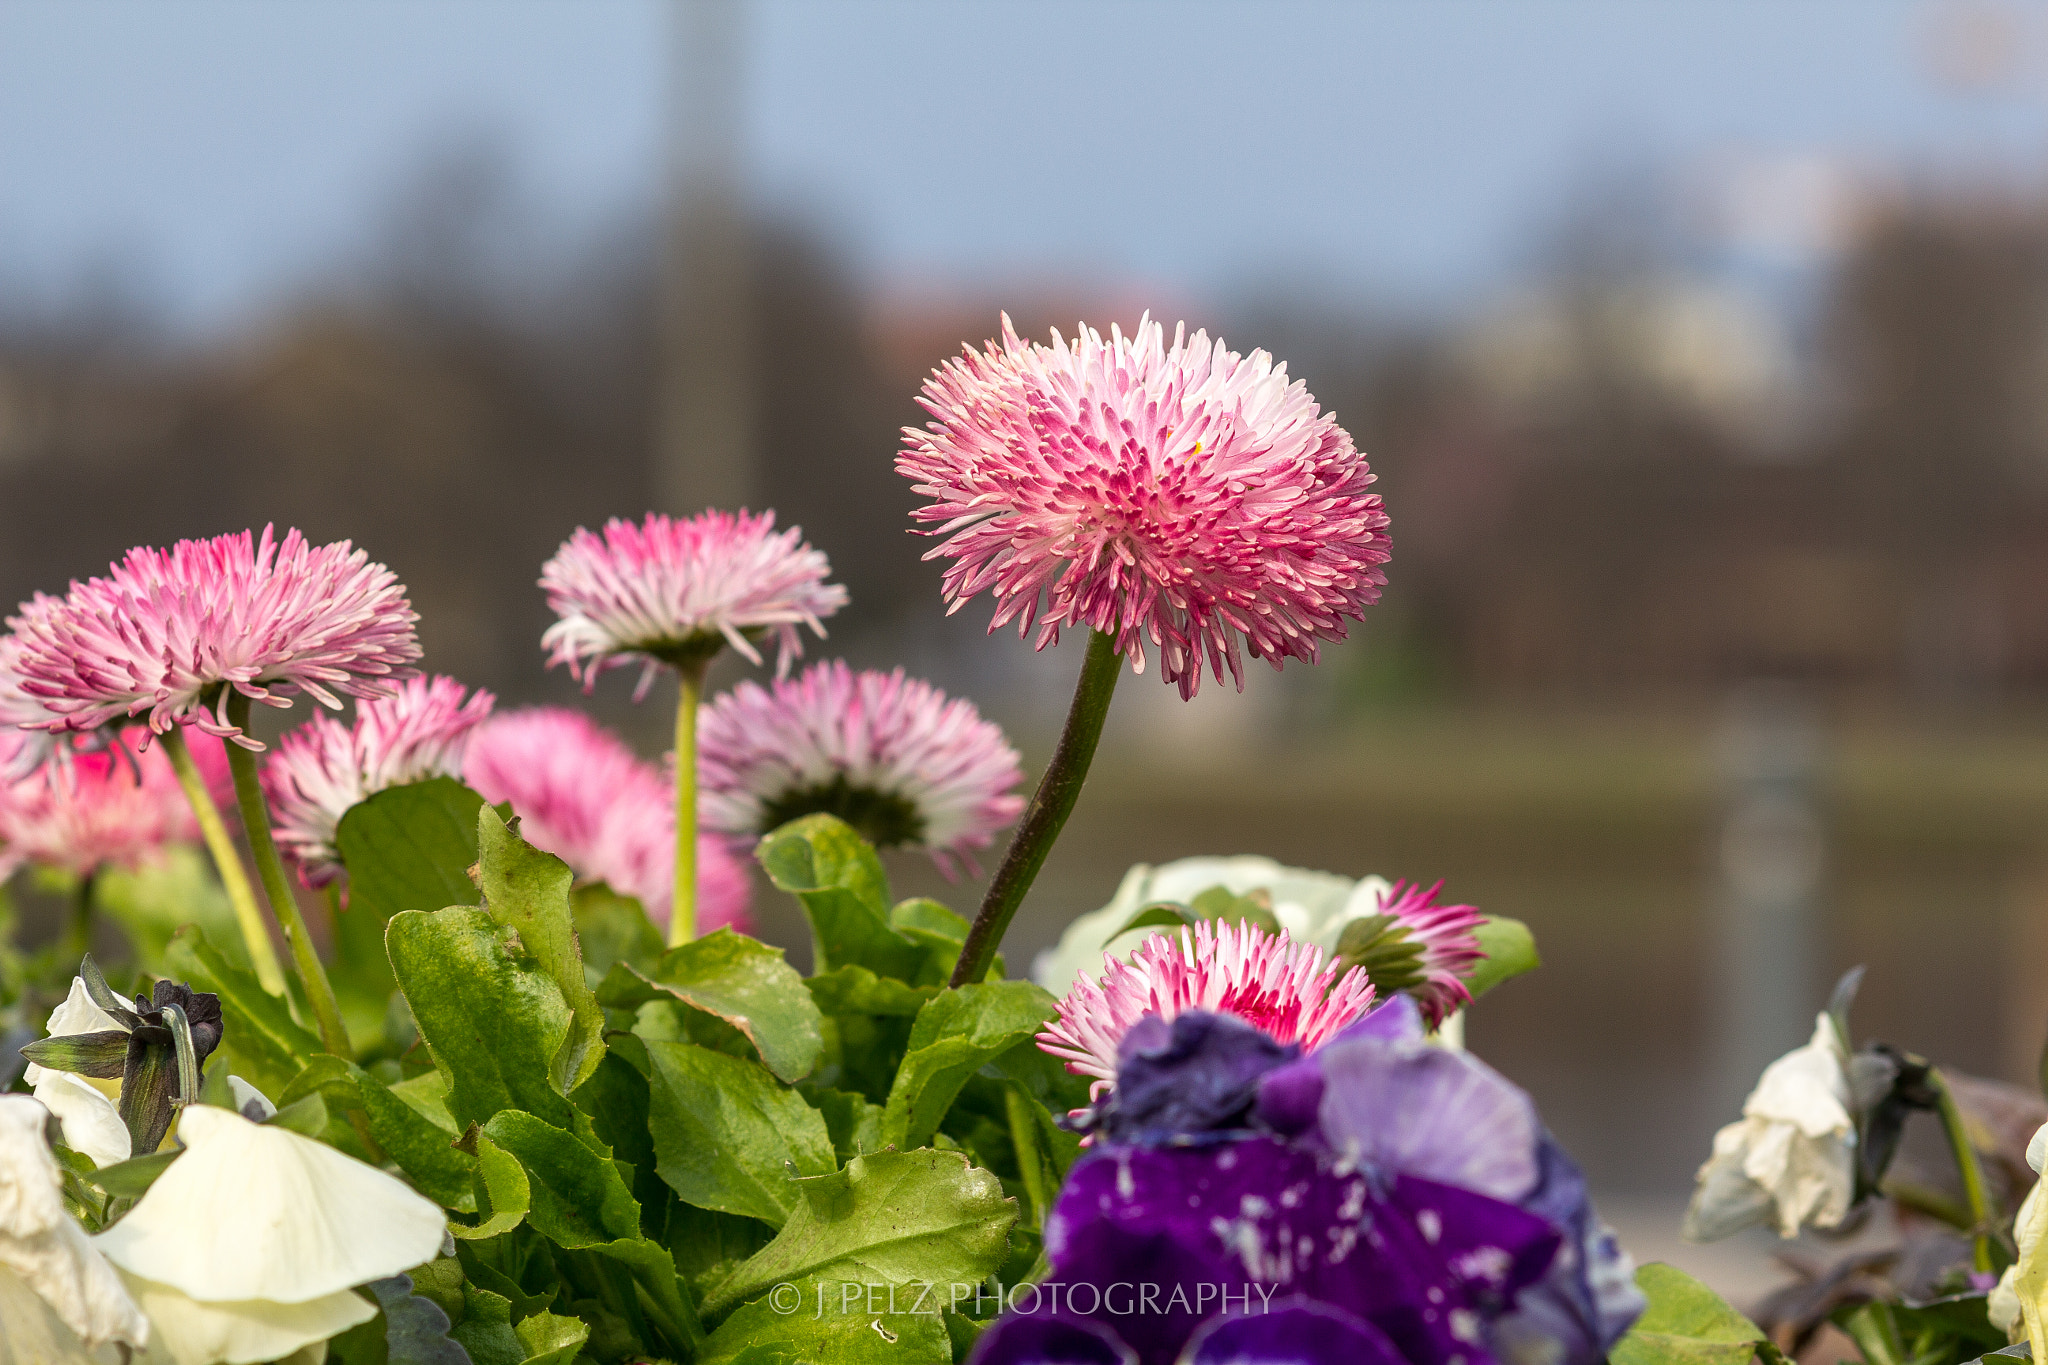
[1180,1299,1408,1365]
[1310,1036,1541,1202]
[1332,993,1426,1044]
[1489,1138,1644,1365]
[1087,1012,1299,1145]
[968,1313,1138,1365]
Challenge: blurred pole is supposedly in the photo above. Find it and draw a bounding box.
[659,0,754,516]
[1713,683,1826,1107]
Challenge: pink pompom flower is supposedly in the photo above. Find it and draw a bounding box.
[900,314,1391,699]
[263,676,496,889]
[1037,917,1378,1096]
[540,510,847,697]
[464,707,751,934]
[0,732,214,880]
[697,661,1024,878]
[0,623,67,781]
[1375,879,1487,1029]
[6,526,421,749]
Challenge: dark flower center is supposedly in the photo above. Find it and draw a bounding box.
[759,775,926,850]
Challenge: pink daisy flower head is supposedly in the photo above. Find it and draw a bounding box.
[0,622,67,781]
[0,733,206,880]
[899,313,1391,699]
[7,525,421,749]
[697,660,1024,878]
[465,707,752,934]
[540,509,848,697]
[1038,917,1377,1094]
[263,675,496,888]
[1369,879,1487,1029]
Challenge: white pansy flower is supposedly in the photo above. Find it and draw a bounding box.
[1032,855,1390,997]
[0,1095,150,1356]
[94,1104,446,1365]
[26,978,132,1169]
[1990,1121,2048,1348]
[1684,1013,1855,1240]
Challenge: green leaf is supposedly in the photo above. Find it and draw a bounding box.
[645,1040,836,1228]
[450,1283,524,1365]
[476,807,606,1094]
[1610,1263,1768,1365]
[881,982,1061,1151]
[387,907,576,1132]
[277,1053,475,1208]
[596,930,823,1083]
[164,924,321,1100]
[1110,900,1203,938]
[1963,1346,2032,1363]
[481,1111,639,1247]
[805,966,938,1017]
[330,1273,471,1365]
[87,1148,182,1198]
[667,1203,776,1296]
[512,1311,589,1365]
[698,1287,954,1365]
[701,1148,1016,1321]
[1465,915,1541,1001]
[452,1131,531,1241]
[264,1092,329,1138]
[805,1087,887,1163]
[888,899,982,984]
[573,883,665,986]
[757,815,922,980]
[335,777,488,924]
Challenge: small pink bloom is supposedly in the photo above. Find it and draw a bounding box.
[6,526,420,748]
[0,732,215,880]
[465,707,751,934]
[1377,879,1486,1029]
[263,676,496,888]
[540,510,847,697]
[900,314,1391,698]
[1038,918,1377,1093]
[697,661,1023,878]
[0,620,66,781]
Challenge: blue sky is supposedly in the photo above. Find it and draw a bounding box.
[3,0,2046,332]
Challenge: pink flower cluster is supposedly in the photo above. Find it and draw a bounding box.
[0,730,228,880]
[6,526,420,749]
[697,660,1024,878]
[900,314,1390,698]
[541,510,846,696]
[464,708,750,934]
[263,676,497,888]
[1038,917,1378,1094]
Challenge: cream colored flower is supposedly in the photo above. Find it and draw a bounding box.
[1684,1013,1855,1240]
[94,1104,445,1365]
[1990,1121,2048,1347]
[0,1095,149,1355]
[26,978,130,1169]
[1032,855,1390,997]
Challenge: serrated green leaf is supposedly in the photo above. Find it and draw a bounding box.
[645,1040,836,1227]
[1610,1263,1767,1365]
[481,1111,639,1247]
[450,1283,523,1365]
[452,1131,530,1241]
[1465,915,1540,1001]
[387,907,576,1132]
[757,816,923,980]
[336,777,488,924]
[881,982,1060,1150]
[805,965,938,1017]
[701,1148,1015,1321]
[572,883,665,985]
[474,807,606,1094]
[699,1287,953,1365]
[596,930,822,1083]
[164,924,320,1100]
[888,899,981,984]
[512,1311,588,1365]
[277,1053,475,1208]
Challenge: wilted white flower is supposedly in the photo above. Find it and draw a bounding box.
[1033,855,1388,998]
[25,978,130,1170]
[1684,1013,1855,1240]
[0,1095,149,1357]
[95,1104,445,1365]
[1990,1122,2048,1348]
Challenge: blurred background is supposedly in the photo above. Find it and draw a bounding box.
[11,0,2048,1306]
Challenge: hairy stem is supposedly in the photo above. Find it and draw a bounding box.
[221,691,351,1058]
[670,659,709,948]
[160,725,287,995]
[951,629,1121,987]
[1930,1067,1998,1272]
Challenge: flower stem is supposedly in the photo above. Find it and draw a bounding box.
[160,725,287,996]
[670,658,709,949]
[62,872,95,963]
[1930,1067,1997,1272]
[951,629,1122,988]
[220,691,352,1059]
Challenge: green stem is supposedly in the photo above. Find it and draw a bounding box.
[670,659,708,949]
[220,691,351,1058]
[160,725,287,995]
[951,629,1122,987]
[61,872,95,964]
[1930,1067,1997,1272]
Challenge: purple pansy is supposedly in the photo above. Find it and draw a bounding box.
[1075,1012,1300,1146]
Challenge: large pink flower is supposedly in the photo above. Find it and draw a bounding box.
[1038,917,1377,1094]
[540,510,847,696]
[464,707,751,934]
[900,314,1391,698]
[6,526,421,748]
[697,661,1023,878]
[0,732,220,880]
[263,676,497,888]
[0,623,66,781]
